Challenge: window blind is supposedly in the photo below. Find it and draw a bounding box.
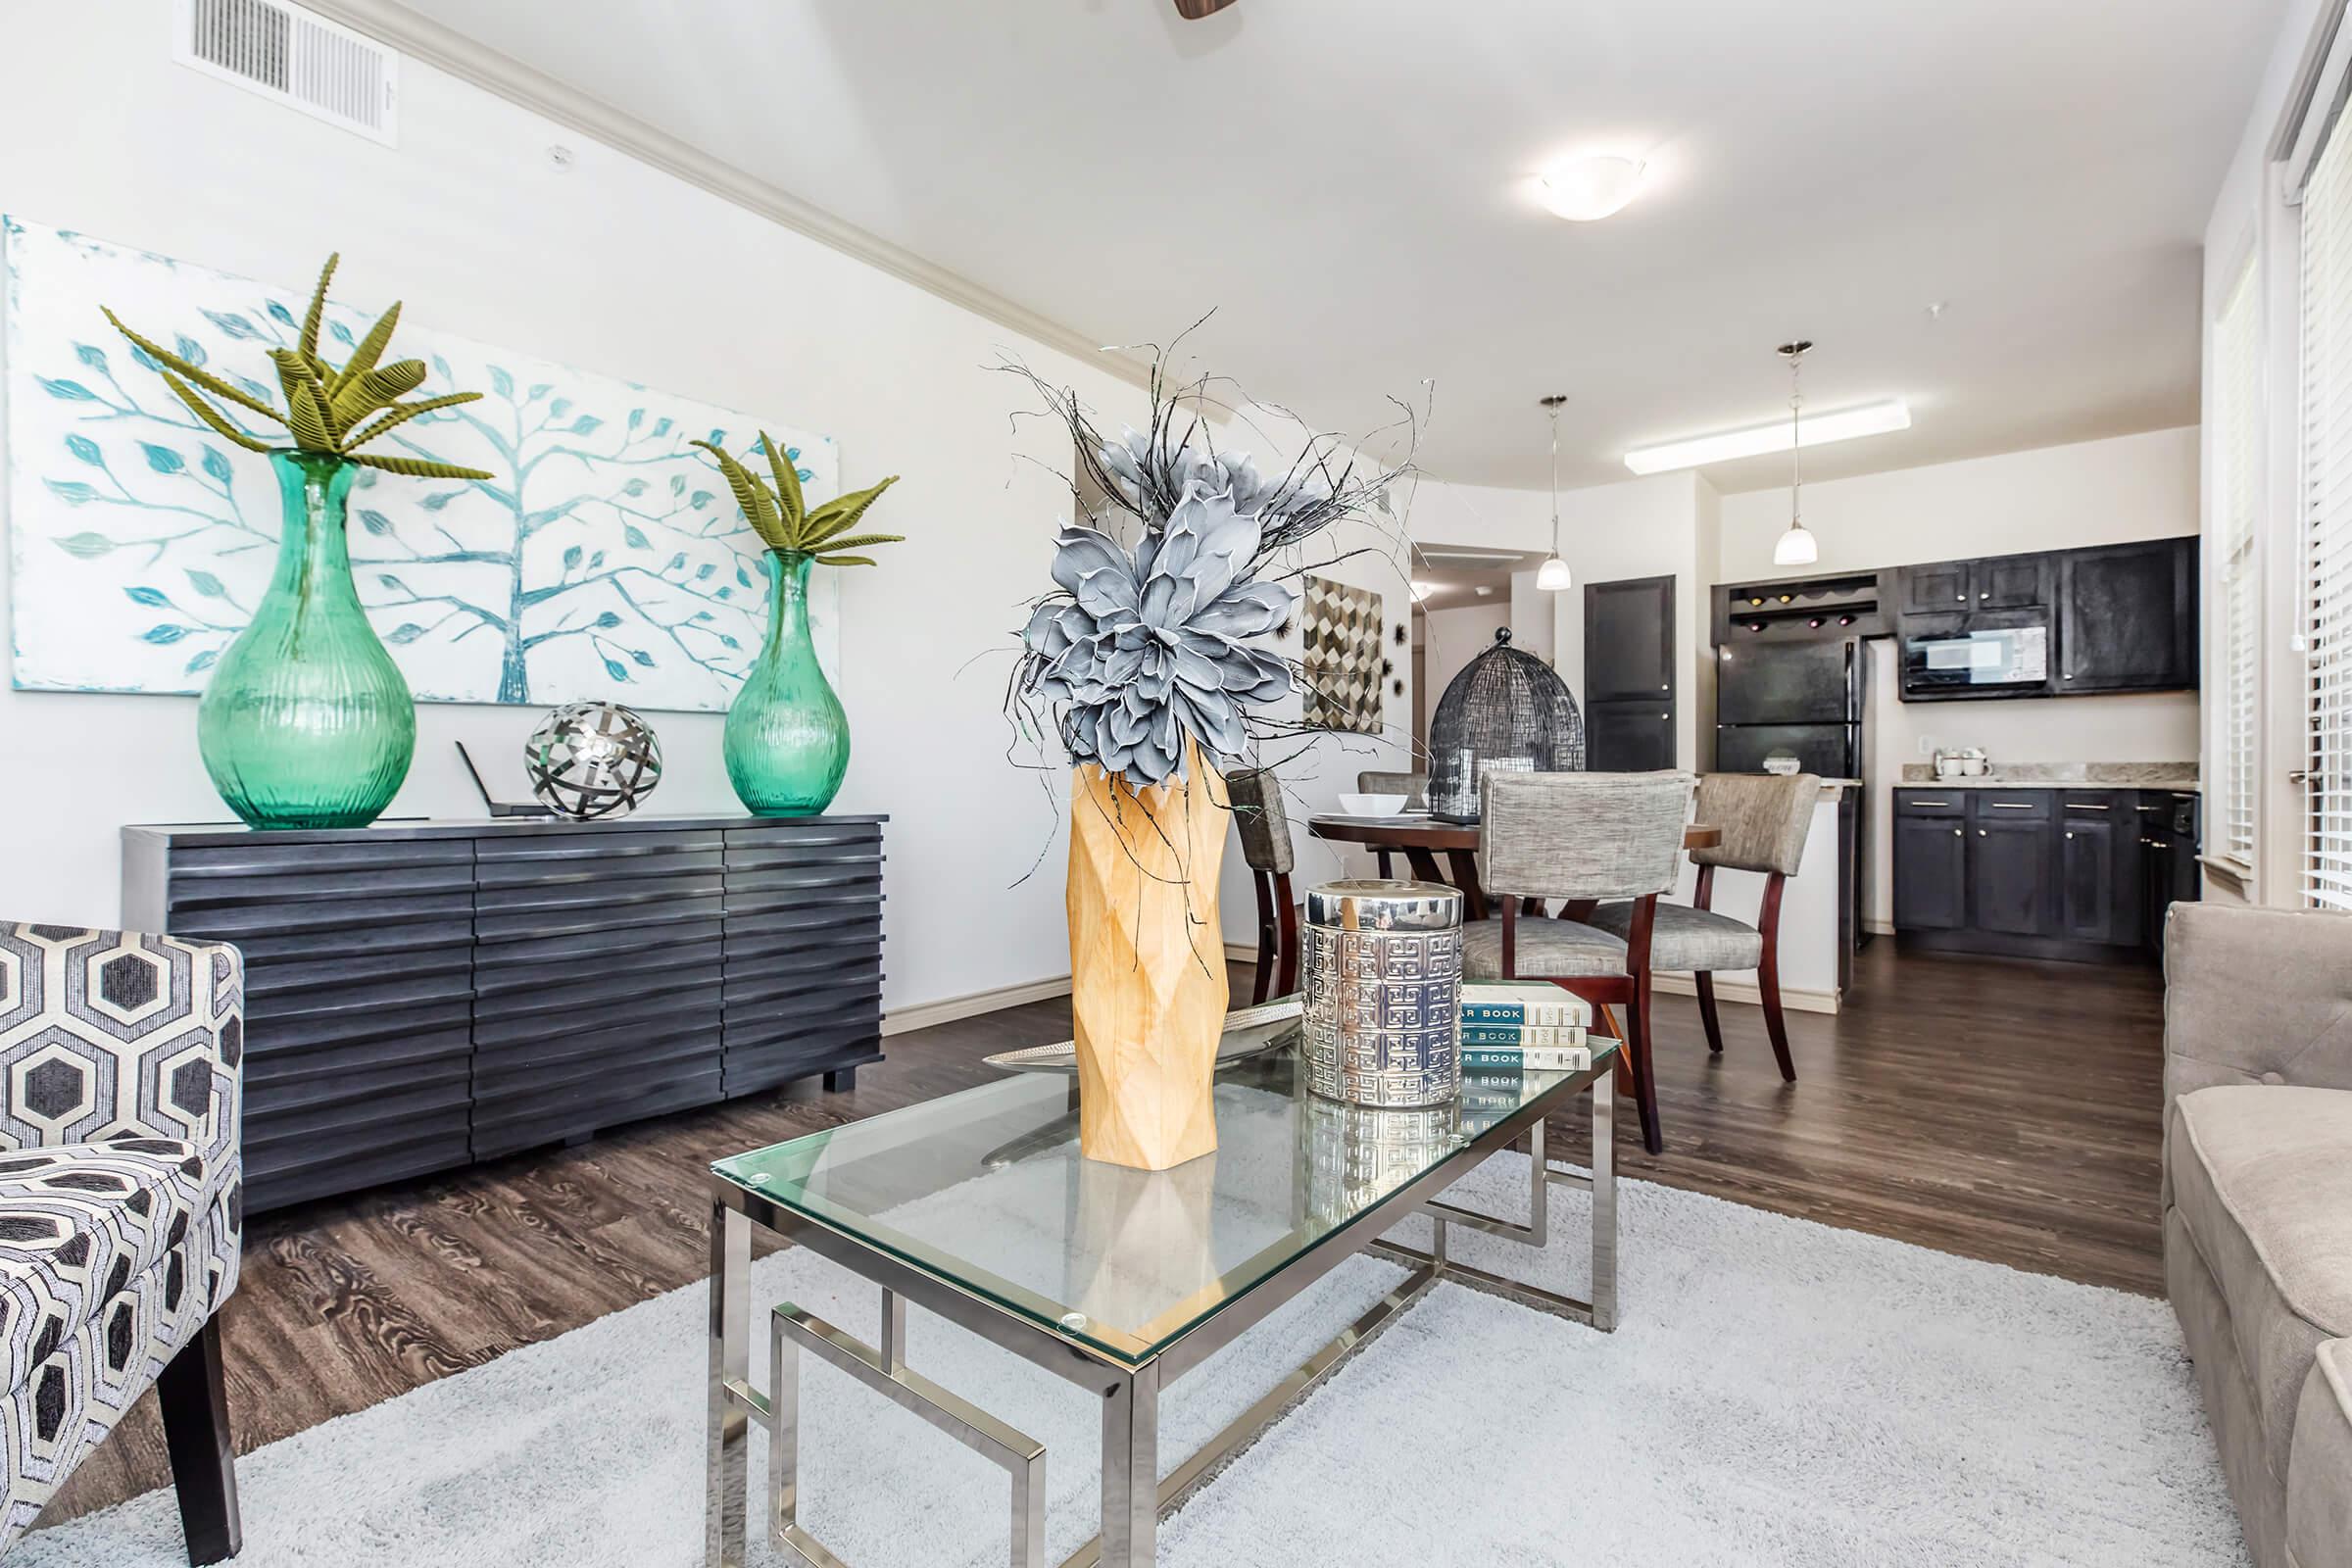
[2214,260,2260,870]
[2304,108,2352,909]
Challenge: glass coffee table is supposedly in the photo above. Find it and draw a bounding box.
[704,1004,1619,1567]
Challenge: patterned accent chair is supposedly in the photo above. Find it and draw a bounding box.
[1470,770,1695,1156]
[0,925,243,1562]
[1588,771,1820,1084]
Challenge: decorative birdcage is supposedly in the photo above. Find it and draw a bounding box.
[1425,628,1584,822]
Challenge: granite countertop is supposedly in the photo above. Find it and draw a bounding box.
[1893,762,2199,793]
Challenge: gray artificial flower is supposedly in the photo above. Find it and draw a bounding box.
[1021,485,1295,788]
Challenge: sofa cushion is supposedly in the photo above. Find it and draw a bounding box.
[2169,1086,2352,1485]
[2291,1340,2352,1568]
[0,1138,203,1379]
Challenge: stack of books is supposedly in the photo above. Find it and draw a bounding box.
[1456,981,1592,1072]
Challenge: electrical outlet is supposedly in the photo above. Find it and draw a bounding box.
[1917,734,1939,757]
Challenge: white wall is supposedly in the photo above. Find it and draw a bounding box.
[1421,603,1509,715]
[1717,427,2203,924]
[0,2,1416,1016]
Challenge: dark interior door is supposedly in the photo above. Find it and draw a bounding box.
[1586,574,1675,770]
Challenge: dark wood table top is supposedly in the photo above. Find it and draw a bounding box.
[1307,814,1722,853]
[1304,813,1719,924]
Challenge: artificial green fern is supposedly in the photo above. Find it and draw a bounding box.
[103,253,494,482]
[691,433,903,565]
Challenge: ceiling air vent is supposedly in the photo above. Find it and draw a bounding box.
[174,0,398,146]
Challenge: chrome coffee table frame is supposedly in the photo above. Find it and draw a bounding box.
[704,1067,1615,1568]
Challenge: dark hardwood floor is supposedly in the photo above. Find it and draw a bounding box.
[50,938,2167,1525]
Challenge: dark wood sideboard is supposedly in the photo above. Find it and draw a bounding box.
[122,813,887,1213]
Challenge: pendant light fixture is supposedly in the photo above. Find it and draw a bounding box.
[1536,394,1573,591]
[1773,341,1821,567]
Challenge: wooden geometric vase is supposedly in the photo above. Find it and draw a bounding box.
[1065,743,1230,1171]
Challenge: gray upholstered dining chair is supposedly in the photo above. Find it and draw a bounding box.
[1355,770,1429,877]
[1227,768,1299,1004]
[1469,770,1695,1154]
[1587,771,1818,1084]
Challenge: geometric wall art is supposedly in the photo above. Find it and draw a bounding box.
[1298,572,1386,735]
[3,216,840,712]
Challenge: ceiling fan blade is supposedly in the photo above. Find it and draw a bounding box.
[1172,0,1239,18]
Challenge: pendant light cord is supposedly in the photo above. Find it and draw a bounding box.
[1788,350,1803,532]
[1548,401,1563,555]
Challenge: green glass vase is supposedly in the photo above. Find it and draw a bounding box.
[725,549,848,815]
[196,450,416,829]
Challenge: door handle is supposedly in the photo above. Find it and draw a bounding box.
[1979,591,1989,600]
[1952,828,1963,837]
[2065,804,2110,811]
[1977,829,1986,837]
[1988,802,2035,809]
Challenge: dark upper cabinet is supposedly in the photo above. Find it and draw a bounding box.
[2057,539,2197,693]
[1587,574,1677,770]
[1892,815,1968,930]
[1900,561,1972,614]
[1976,555,2048,610]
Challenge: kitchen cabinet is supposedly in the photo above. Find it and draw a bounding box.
[2057,539,2197,693]
[1892,788,2183,964]
[1881,539,2195,704]
[1892,813,1968,930]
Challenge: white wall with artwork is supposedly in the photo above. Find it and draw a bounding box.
[0,1,1430,1019]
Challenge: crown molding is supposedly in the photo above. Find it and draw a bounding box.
[300,0,1150,390]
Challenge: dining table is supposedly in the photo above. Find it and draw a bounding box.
[1306,811,1723,923]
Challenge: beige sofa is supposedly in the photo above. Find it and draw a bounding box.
[2165,904,2352,1568]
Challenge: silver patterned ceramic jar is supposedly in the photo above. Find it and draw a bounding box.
[1301,879,1464,1107]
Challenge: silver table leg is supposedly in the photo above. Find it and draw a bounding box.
[706,1201,752,1567]
[1101,1363,1159,1567]
[768,1301,1047,1568]
[1591,1072,1618,1332]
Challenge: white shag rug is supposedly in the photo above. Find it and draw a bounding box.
[20,1160,2245,1567]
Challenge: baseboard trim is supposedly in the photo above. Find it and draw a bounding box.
[884,974,1071,1037]
[1864,917,1896,937]
[1650,973,1841,1015]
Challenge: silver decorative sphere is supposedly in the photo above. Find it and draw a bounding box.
[525,702,662,820]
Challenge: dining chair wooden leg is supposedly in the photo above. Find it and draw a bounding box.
[1625,992,1663,1154]
[1274,871,1300,998]
[1693,971,1726,1054]
[1375,850,1395,880]
[1250,870,1276,1007]
[1757,954,1796,1083]
[1756,873,1795,1084]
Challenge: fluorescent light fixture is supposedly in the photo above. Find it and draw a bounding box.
[1623,399,1912,475]
[1536,156,1646,221]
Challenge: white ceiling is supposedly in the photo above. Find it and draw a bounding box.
[393,0,2283,493]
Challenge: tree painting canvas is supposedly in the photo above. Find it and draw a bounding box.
[3,217,841,711]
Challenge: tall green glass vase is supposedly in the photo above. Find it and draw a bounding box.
[726,549,848,815]
[197,450,416,829]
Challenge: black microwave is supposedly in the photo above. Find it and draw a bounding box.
[1900,622,2049,695]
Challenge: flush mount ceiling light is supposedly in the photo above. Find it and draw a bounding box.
[1409,580,1437,602]
[1773,340,1820,568]
[1535,395,1573,592]
[1535,156,1646,221]
[1622,397,1910,476]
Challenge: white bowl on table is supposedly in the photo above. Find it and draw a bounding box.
[1337,792,1408,817]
